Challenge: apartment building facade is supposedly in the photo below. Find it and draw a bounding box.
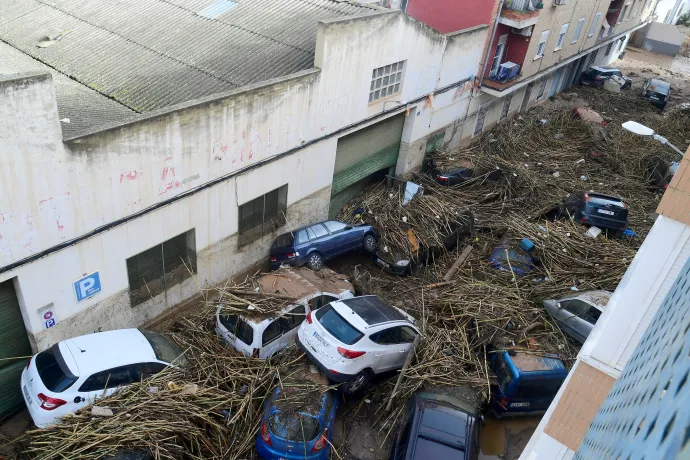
[520,145,690,459]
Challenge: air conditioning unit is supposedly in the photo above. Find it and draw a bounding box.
[554,0,566,5]
[511,26,533,37]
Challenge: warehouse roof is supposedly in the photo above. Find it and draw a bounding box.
[0,0,376,139]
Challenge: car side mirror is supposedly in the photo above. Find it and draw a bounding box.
[74,396,84,403]
[345,226,352,230]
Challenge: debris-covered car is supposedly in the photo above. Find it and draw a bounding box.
[389,390,482,460]
[579,66,631,89]
[641,78,671,110]
[646,157,679,192]
[257,363,337,460]
[543,290,610,343]
[215,267,354,359]
[270,220,378,270]
[488,238,535,277]
[562,191,628,234]
[297,295,419,394]
[21,329,186,428]
[490,350,567,417]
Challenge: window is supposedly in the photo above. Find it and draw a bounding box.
[369,61,405,103]
[537,78,548,99]
[555,23,569,50]
[126,229,197,307]
[238,185,288,247]
[629,0,637,18]
[294,230,309,245]
[584,306,602,324]
[605,42,614,56]
[35,344,78,393]
[588,49,599,65]
[370,326,417,345]
[79,366,134,393]
[219,314,254,345]
[494,358,514,391]
[310,223,329,239]
[619,5,628,23]
[572,17,585,43]
[425,132,444,153]
[588,12,601,36]
[561,299,591,316]
[513,377,563,398]
[473,104,489,137]
[490,35,508,78]
[315,305,364,345]
[280,304,306,332]
[308,295,338,311]
[262,319,282,346]
[499,94,513,122]
[535,30,550,58]
[133,362,167,381]
[141,331,186,365]
[323,221,347,234]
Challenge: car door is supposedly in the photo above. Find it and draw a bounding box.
[579,306,602,339]
[217,313,255,356]
[323,221,352,254]
[279,304,307,349]
[555,300,590,342]
[370,326,417,372]
[307,224,336,259]
[260,319,284,359]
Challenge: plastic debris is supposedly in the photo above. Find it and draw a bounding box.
[585,226,602,238]
[570,286,579,291]
[552,171,561,178]
[623,229,637,237]
[554,133,565,139]
[580,175,588,181]
[91,406,114,417]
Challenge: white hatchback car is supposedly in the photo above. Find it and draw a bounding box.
[21,329,186,428]
[296,295,419,394]
[215,267,354,359]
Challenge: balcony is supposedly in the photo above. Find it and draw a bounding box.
[499,0,542,29]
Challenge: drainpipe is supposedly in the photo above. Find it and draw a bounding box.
[478,0,506,88]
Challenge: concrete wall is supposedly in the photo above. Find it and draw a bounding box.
[0,11,489,349]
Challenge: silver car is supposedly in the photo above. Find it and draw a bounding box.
[543,291,611,343]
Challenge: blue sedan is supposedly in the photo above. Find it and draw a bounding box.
[270,220,377,270]
[256,385,338,460]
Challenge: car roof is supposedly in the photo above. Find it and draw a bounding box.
[585,192,624,202]
[591,66,618,72]
[508,351,566,374]
[339,296,407,326]
[279,219,346,237]
[649,79,671,92]
[410,397,472,459]
[563,290,611,309]
[60,329,156,377]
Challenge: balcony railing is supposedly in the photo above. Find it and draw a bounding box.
[506,0,537,12]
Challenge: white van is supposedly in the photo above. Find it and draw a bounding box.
[214,267,354,359]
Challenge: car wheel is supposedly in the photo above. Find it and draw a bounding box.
[343,369,372,394]
[307,252,323,271]
[363,234,377,253]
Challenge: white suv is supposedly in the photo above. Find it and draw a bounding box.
[296,295,419,394]
[21,329,186,428]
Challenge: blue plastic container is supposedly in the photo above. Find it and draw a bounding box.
[519,238,535,253]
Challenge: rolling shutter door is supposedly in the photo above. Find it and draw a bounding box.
[331,114,405,197]
[0,280,32,419]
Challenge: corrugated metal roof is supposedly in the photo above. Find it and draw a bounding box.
[0,0,376,138]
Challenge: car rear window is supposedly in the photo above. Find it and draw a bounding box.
[219,314,254,346]
[315,305,364,345]
[273,233,294,248]
[588,68,603,76]
[269,411,321,442]
[586,194,625,208]
[512,377,563,398]
[35,344,78,393]
[141,331,187,365]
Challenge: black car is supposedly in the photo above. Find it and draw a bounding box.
[434,167,502,186]
[389,391,481,460]
[579,66,631,89]
[642,78,671,110]
[270,220,378,270]
[563,192,628,233]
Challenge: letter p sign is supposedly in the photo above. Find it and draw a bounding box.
[73,272,102,303]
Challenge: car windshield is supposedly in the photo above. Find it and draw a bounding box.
[588,68,603,76]
[315,305,364,345]
[273,233,294,248]
[35,344,78,393]
[141,331,187,366]
[586,194,625,208]
[269,411,321,442]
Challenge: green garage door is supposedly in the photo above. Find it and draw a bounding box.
[330,114,405,216]
[0,280,32,420]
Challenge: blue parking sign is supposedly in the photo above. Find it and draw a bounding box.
[73,272,102,302]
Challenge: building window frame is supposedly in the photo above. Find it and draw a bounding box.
[535,30,551,59]
[499,94,513,122]
[126,229,197,307]
[537,78,548,99]
[605,42,614,56]
[555,23,569,50]
[473,103,490,138]
[619,5,629,23]
[238,185,288,247]
[369,61,406,103]
[572,18,585,43]
[588,12,602,37]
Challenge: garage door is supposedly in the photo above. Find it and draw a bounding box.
[330,114,405,216]
[0,280,32,420]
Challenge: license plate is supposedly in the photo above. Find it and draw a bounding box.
[597,209,614,215]
[312,331,328,347]
[510,402,530,408]
[23,385,32,406]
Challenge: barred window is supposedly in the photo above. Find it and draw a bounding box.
[126,229,197,307]
[238,185,288,247]
[369,61,405,103]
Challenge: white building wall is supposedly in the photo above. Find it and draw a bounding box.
[0,12,490,350]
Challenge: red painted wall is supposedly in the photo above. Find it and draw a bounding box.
[405,0,495,33]
[483,25,532,79]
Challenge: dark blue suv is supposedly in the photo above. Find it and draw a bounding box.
[270,220,378,270]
